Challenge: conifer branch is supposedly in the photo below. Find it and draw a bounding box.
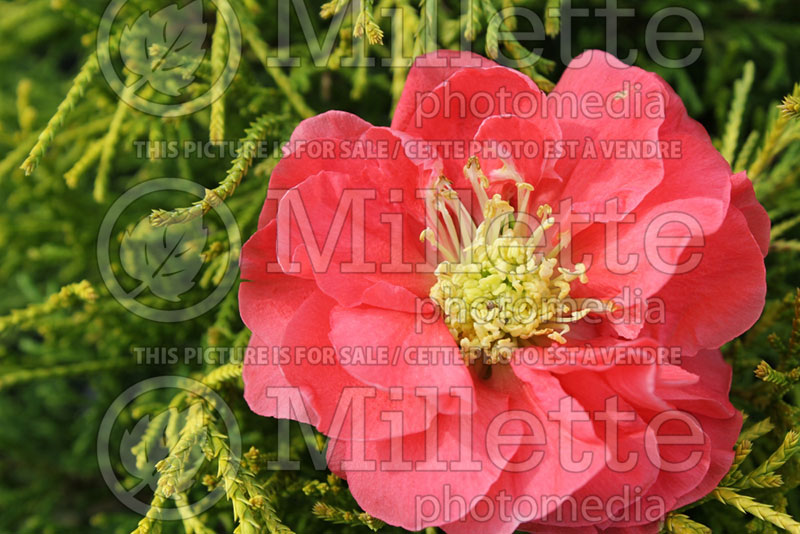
[414,0,437,56]
[150,114,286,226]
[64,117,146,188]
[755,360,795,387]
[212,433,294,534]
[0,359,129,390]
[156,403,211,498]
[712,487,800,533]
[202,363,244,389]
[174,492,216,534]
[722,439,753,486]
[235,0,314,118]
[20,53,99,175]
[462,0,482,41]
[779,83,800,120]
[484,0,500,59]
[721,61,755,164]
[663,512,711,533]
[739,431,800,488]
[749,87,800,180]
[210,9,228,144]
[744,473,784,489]
[790,289,800,359]
[771,214,800,241]
[481,0,555,90]
[734,130,760,172]
[16,79,36,135]
[131,410,172,471]
[93,75,138,203]
[0,280,97,335]
[545,0,562,37]
[740,418,776,443]
[353,0,384,44]
[389,1,417,108]
[772,240,800,252]
[131,492,167,534]
[64,138,104,188]
[312,502,385,531]
[320,0,350,19]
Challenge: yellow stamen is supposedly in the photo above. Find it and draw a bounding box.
[422,156,600,365]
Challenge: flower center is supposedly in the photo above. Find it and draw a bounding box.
[422,157,594,365]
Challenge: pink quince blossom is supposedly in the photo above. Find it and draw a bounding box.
[239,50,769,533]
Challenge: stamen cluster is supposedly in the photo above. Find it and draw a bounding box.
[424,157,591,364]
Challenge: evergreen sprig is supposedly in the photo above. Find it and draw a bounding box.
[353,0,384,45]
[0,280,97,334]
[202,363,244,389]
[235,0,314,118]
[664,512,712,534]
[312,503,385,532]
[462,0,482,41]
[739,431,800,489]
[740,418,777,443]
[755,361,800,388]
[209,7,229,144]
[155,403,211,498]
[20,54,99,175]
[213,434,295,534]
[0,359,129,391]
[320,0,350,19]
[722,439,754,486]
[779,83,800,120]
[712,488,800,533]
[150,114,287,226]
[131,493,167,534]
[721,61,755,164]
[545,0,562,38]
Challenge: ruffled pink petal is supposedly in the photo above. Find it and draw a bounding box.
[442,369,605,534]
[472,114,563,206]
[642,205,766,353]
[730,171,770,256]
[275,166,433,311]
[569,195,727,302]
[240,222,319,421]
[550,51,668,219]
[242,333,314,424]
[557,51,736,343]
[328,304,474,413]
[657,350,741,508]
[277,290,437,440]
[328,379,517,531]
[289,110,372,145]
[393,54,545,183]
[525,369,660,530]
[598,352,738,518]
[393,50,506,132]
[239,224,319,342]
[257,112,377,228]
[655,350,736,419]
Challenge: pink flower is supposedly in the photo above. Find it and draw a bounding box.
[239,50,769,533]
